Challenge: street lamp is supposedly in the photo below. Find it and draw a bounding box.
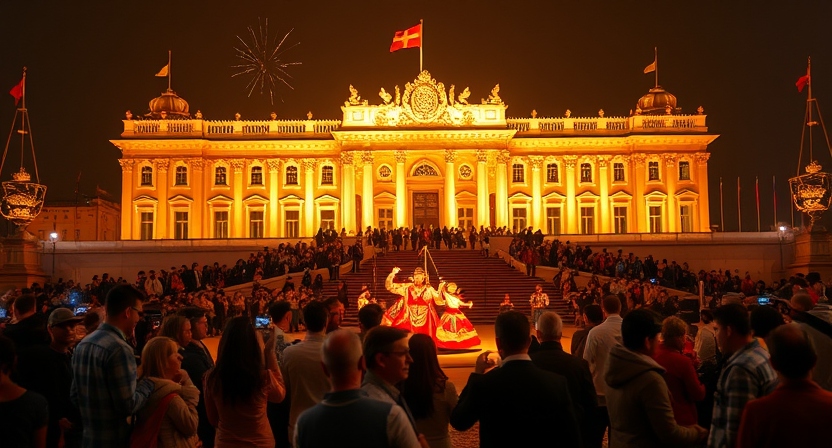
[49,231,58,280]
[778,226,788,272]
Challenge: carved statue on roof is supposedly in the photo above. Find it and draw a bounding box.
[345,84,367,106]
[379,87,392,105]
[449,85,456,106]
[486,84,502,104]
[457,87,470,105]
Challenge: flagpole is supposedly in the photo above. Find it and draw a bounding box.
[720,177,724,232]
[654,46,658,88]
[755,176,760,232]
[737,177,742,232]
[167,50,172,91]
[419,19,424,72]
[773,175,777,228]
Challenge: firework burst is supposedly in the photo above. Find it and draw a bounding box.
[232,18,301,105]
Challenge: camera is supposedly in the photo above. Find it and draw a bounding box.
[255,315,271,329]
[0,308,9,323]
[74,306,89,316]
[649,278,658,284]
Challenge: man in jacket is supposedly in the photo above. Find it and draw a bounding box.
[605,309,706,447]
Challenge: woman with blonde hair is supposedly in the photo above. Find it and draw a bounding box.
[132,337,200,448]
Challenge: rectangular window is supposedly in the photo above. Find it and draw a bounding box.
[215,167,227,185]
[214,211,229,238]
[320,209,335,230]
[546,164,559,183]
[174,211,189,240]
[649,205,663,233]
[512,164,525,183]
[286,166,298,185]
[580,206,595,235]
[679,161,691,181]
[511,208,527,232]
[141,166,153,186]
[175,166,188,186]
[140,211,154,240]
[680,205,693,233]
[377,208,393,230]
[321,166,334,185]
[458,207,474,230]
[613,162,625,182]
[285,210,299,238]
[251,166,263,185]
[546,207,561,235]
[613,206,628,234]
[648,161,660,181]
[249,210,264,238]
[580,163,592,183]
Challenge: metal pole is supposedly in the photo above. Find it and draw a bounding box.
[52,241,56,280]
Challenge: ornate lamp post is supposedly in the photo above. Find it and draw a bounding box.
[789,58,832,231]
[0,68,47,236]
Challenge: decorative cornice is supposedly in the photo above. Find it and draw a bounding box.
[340,151,354,166]
[694,152,711,165]
[597,155,611,168]
[444,149,457,164]
[631,154,647,167]
[188,158,205,170]
[394,150,407,164]
[110,139,340,153]
[332,130,516,150]
[302,159,318,172]
[662,154,677,167]
[229,160,245,172]
[563,155,578,169]
[155,159,170,172]
[497,150,511,165]
[266,159,282,171]
[528,156,544,169]
[509,134,718,149]
[361,150,374,165]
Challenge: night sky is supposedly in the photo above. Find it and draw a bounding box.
[1,0,831,232]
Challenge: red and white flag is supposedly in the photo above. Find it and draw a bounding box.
[390,23,422,52]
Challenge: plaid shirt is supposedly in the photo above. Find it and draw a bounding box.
[70,323,154,448]
[708,339,777,448]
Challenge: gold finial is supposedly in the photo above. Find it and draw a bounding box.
[125,110,133,120]
[234,112,241,121]
[379,87,392,105]
[806,160,823,174]
[307,111,313,119]
[270,112,277,120]
[195,110,203,119]
[564,109,571,118]
[11,167,31,182]
[531,109,538,118]
[697,106,704,115]
[487,84,502,104]
[598,109,605,118]
[665,104,672,115]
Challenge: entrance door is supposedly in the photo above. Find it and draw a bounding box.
[412,192,440,229]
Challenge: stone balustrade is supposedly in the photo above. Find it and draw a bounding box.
[506,113,707,134]
[122,119,342,138]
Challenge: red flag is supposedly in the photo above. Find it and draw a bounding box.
[796,74,810,92]
[390,23,422,52]
[9,77,24,105]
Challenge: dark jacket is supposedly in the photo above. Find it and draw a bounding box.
[450,358,582,448]
[3,313,50,350]
[181,341,215,447]
[530,340,599,447]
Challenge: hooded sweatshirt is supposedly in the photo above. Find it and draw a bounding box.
[135,376,200,448]
[604,345,699,448]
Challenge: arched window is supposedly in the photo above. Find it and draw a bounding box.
[251,166,263,185]
[546,163,558,183]
[214,166,227,185]
[580,163,592,183]
[512,163,525,183]
[141,166,153,186]
[321,165,334,185]
[413,162,439,177]
[175,166,188,185]
[679,161,691,181]
[286,166,298,185]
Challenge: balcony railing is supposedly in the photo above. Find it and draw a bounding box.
[123,119,342,138]
[506,114,706,134]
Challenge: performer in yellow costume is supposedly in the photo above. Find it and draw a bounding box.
[382,266,444,337]
[435,283,481,349]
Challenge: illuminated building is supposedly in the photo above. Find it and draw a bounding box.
[112,71,717,240]
[26,196,121,241]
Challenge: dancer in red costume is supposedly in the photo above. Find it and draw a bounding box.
[382,266,445,337]
[435,283,481,349]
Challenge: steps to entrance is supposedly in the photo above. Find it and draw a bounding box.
[320,248,570,325]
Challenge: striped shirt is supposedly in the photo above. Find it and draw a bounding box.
[708,339,777,448]
[70,323,154,448]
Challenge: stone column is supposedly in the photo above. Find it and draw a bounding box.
[118,159,134,240]
[564,156,577,234]
[362,151,374,231]
[496,151,509,228]
[340,152,355,234]
[476,150,489,226]
[395,150,407,227]
[155,159,170,238]
[631,154,647,233]
[267,159,281,237]
[695,153,711,232]
[444,150,457,228]
[188,158,205,238]
[529,156,543,231]
[664,154,677,233]
[230,159,245,238]
[598,156,611,233]
[303,159,317,237]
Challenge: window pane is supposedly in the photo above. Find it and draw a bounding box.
[613,163,625,182]
[679,161,691,181]
[649,205,662,233]
[321,166,334,185]
[140,212,154,240]
[546,207,561,235]
[648,162,660,181]
[613,206,628,234]
[141,167,153,186]
[175,166,188,185]
[251,167,263,185]
[321,209,335,230]
[214,211,229,238]
[174,211,189,240]
[512,208,527,232]
[286,167,298,185]
[285,210,299,237]
[580,206,595,235]
[546,164,558,183]
[680,205,693,232]
[250,211,264,238]
[512,164,524,183]
[215,167,227,185]
[580,163,592,183]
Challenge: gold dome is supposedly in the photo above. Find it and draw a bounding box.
[636,86,678,115]
[147,89,190,119]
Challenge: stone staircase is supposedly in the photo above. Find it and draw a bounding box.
[320,248,570,325]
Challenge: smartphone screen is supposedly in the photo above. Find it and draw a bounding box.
[255,315,271,328]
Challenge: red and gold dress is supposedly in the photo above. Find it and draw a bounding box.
[382,272,444,337]
[435,289,481,349]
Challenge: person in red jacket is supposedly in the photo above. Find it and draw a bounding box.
[653,316,705,426]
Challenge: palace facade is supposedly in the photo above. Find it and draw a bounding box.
[112,71,718,240]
